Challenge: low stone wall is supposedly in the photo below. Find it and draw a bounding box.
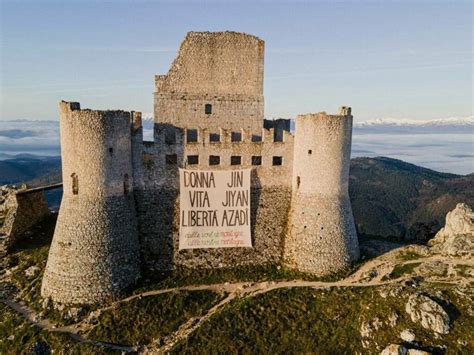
[1,190,50,254]
[136,186,291,271]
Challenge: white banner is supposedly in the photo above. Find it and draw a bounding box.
[179,169,252,250]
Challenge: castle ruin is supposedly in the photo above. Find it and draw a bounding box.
[42,31,359,304]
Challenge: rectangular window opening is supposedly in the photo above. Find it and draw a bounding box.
[231,156,242,166]
[272,156,283,166]
[187,155,199,165]
[209,155,220,166]
[209,133,220,142]
[273,129,283,142]
[251,135,262,142]
[231,132,242,142]
[205,104,212,114]
[251,156,262,166]
[186,129,198,143]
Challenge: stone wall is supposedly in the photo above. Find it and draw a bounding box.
[132,123,295,270]
[155,31,263,96]
[0,187,50,255]
[136,187,291,271]
[154,31,264,135]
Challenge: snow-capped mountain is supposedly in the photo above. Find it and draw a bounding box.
[355,116,474,127]
[353,116,474,134]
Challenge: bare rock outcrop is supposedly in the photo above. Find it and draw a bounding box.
[381,344,408,355]
[405,293,450,334]
[380,344,431,355]
[428,203,474,256]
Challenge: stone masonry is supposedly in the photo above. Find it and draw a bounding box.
[41,102,141,304]
[0,185,50,256]
[42,31,360,304]
[284,108,360,274]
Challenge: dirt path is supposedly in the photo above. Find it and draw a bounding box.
[2,252,473,354]
[1,299,137,352]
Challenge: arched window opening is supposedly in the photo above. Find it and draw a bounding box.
[205,104,212,114]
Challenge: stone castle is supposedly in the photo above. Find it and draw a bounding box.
[41,31,359,304]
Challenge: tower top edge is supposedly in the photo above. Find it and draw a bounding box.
[297,106,352,120]
[59,101,141,116]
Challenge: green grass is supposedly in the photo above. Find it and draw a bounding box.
[136,264,353,295]
[172,285,474,354]
[6,216,56,312]
[0,303,118,355]
[86,290,225,346]
[398,250,421,261]
[4,214,473,353]
[5,215,98,326]
[381,262,422,281]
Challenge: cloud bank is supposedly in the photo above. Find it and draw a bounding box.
[1,117,472,175]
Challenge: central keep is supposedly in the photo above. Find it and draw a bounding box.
[179,169,252,249]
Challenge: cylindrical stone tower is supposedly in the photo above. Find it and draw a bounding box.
[284,107,359,275]
[41,101,141,304]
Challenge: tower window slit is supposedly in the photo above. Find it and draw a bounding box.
[71,173,79,195]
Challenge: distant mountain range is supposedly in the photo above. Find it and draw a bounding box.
[260,116,474,134]
[353,116,474,134]
[1,155,472,241]
[0,156,61,185]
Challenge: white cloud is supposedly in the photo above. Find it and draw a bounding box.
[1,117,472,174]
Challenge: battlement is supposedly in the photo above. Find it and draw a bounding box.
[152,126,292,145]
[59,101,81,111]
[59,100,139,125]
[297,107,352,121]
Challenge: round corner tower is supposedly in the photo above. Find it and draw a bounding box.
[283,106,359,275]
[41,101,141,304]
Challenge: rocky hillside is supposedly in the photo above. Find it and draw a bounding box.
[0,156,472,240]
[1,205,472,354]
[350,157,474,241]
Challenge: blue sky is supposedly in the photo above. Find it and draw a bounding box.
[1,0,472,121]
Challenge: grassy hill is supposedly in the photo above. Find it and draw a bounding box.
[1,215,472,354]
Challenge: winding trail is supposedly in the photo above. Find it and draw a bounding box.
[2,299,137,352]
[2,252,473,354]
